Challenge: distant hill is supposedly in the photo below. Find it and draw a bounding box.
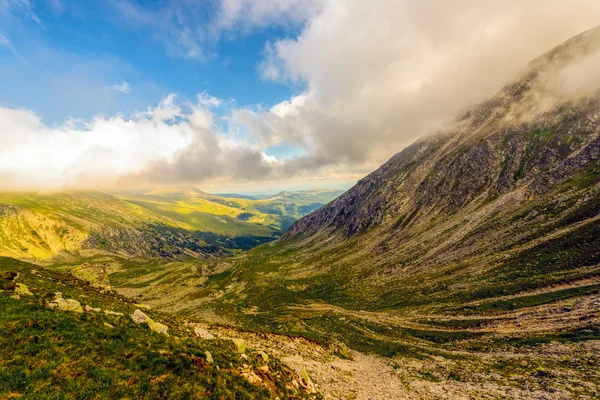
[0,188,344,261]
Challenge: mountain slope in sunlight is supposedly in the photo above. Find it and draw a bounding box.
[139,27,600,399]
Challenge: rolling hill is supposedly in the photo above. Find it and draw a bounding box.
[0,188,344,261]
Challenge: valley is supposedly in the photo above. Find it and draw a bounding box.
[2,22,600,400]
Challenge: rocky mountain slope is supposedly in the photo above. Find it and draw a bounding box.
[139,27,600,399]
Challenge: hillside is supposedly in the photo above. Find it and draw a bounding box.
[134,27,600,399]
[0,257,324,399]
[118,188,345,234]
[0,188,343,261]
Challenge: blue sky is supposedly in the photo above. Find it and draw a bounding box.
[0,1,304,125]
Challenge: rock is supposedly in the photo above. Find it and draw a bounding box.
[0,271,18,280]
[258,365,269,373]
[331,341,353,360]
[194,327,215,340]
[204,351,213,364]
[85,305,102,313]
[228,338,246,354]
[15,283,34,296]
[71,264,112,291]
[131,309,149,324]
[47,297,84,313]
[1,271,18,291]
[131,309,169,336]
[136,303,151,310]
[103,310,124,316]
[1,280,17,291]
[300,367,317,394]
[148,320,169,336]
[103,322,114,329]
[256,351,269,363]
[242,371,262,385]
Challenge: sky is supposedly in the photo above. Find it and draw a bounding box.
[1,0,600,193]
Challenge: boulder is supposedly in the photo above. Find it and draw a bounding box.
[194,327,215,340]
[0,271,18,280]
[1,271,17,291]
[131,309,169,336]
[47,296,84,313]
[256,351,269,363]
[227,338,247,354]
[204,351,214,364]
[15,283,33,296]
[84,305,102,313]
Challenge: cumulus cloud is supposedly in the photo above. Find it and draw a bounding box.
[247,0,600,173]
[3,1,600,191]
[215,0,322,32]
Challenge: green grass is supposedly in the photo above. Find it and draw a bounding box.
[0,257,310,400]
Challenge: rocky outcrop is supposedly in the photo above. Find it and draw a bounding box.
[15,283,33,297]
[47,293,84,313]
[131,309,169,336]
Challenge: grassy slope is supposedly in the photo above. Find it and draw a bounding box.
[0,257,312,400]
[0,189,343,260]
[117,188,345,234]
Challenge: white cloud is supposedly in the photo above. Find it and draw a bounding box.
[111,82,130,94]
[4,1,600,191]
[246,0,600,170]
[197,92,222,108]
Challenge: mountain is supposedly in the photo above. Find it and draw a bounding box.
[147,27,600,398]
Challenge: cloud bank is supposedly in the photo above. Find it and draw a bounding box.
[2,1,600,191]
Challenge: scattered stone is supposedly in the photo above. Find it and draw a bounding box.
[300,367,317,394]
[131,309,169,336]
[47,296,84,313]
[240,354,249,360]
[258,365,269,373]
[103,322,115,329]
[15,283,34,296]
[85,305,102,313]
[136,304,152,310]
[227,338,247,354]
[242,371,263,385]
[194,327,216,340]
[204,351,213,364]
[104,310,124,316]
[256,351,269,363]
